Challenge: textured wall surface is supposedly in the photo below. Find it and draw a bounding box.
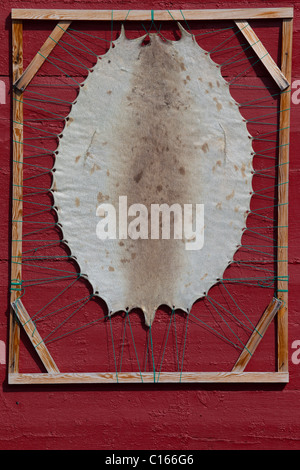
[0,0,300,450]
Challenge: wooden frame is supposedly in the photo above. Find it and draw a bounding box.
[9,8,293,384]
[11,8,294,21]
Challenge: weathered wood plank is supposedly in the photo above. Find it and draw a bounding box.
[11,299,60,374]
[235,20,289,90]
[14,20,72,92]
[8,371,289,384]
[11,8,294,21]
[232,297,282,372]
[9,19,23,375]
[277,18,293,373]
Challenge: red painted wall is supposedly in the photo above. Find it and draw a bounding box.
[1,0,300,451]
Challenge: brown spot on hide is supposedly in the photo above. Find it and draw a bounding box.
[201,143,209,153]
[134,170,143,183]
[213,97,222,111]
[90,163,101,174]
[226,190,235,200]
[97,192,109,204]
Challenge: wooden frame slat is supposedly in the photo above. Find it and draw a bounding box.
[11,8,293,21]
[234,20,290,90]
[9,19,23,375]
[277,18,293,373]
[11,300,60,373]
[9,371,289,384]
[14,20,72,92]
[9,9,292,384]
[232,297,283,372]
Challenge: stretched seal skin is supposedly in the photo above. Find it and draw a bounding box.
[52,26,253,326]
